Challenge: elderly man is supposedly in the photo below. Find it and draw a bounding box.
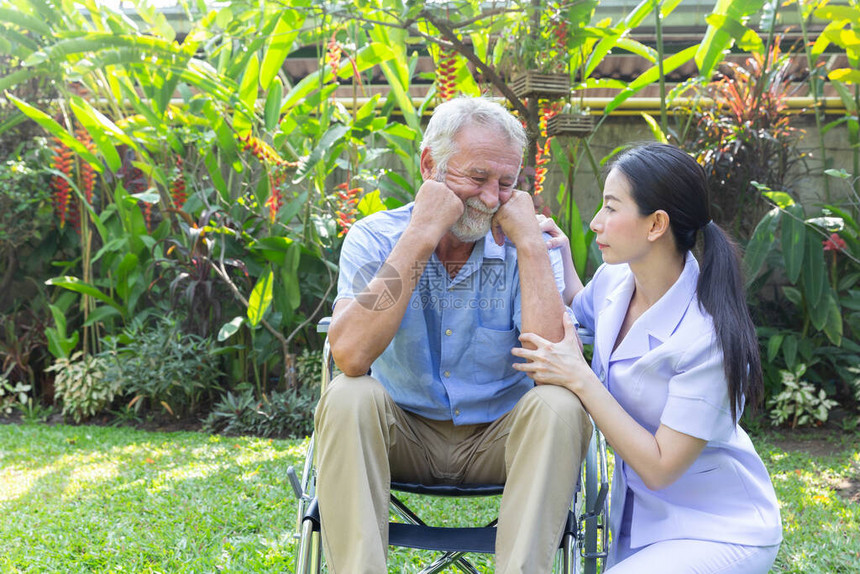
[315,96,592,573]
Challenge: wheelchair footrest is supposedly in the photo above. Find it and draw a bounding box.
[389,523,497,554]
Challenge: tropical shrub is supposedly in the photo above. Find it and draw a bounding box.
[47,351,113,423]
[0,376,30,416]
[678,42,808,238]
[746,176,860,417]
[768,363,839,428]
[202,385,319,439]
[0,142,53,304]
[100,315,224,417]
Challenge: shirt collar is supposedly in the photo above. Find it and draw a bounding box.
[482,232,505,260]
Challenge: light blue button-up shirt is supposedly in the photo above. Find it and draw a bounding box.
[335,203,566,425]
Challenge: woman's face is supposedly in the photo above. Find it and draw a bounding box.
[589,169,655,265]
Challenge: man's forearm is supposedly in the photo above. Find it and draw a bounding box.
[329,225,436,375]
[516,237,566,344]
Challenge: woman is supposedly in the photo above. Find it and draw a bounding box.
[515,143,782,573]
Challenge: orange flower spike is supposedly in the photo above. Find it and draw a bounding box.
[326,35,342,76]
[171,157,187,209]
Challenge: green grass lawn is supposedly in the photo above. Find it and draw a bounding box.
[0,423,857,573]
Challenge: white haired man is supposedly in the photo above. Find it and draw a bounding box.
[315,96,592,573]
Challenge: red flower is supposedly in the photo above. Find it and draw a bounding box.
[170,156,187,209]
[822,233,847,252]
[435,48,458,102]
[334,182,363,236]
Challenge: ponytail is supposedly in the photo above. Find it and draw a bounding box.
[698,221,763,424]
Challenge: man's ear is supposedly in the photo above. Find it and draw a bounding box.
[647,210,671,242]
[419,148,435,181]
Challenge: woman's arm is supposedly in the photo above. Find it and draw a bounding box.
[512,314,706,491]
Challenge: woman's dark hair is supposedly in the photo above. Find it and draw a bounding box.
[610,142,762,423]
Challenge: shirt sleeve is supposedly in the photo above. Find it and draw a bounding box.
[333,220,393,307]
[660,332,736,442]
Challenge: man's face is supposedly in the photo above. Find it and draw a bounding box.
[436,126,522,242]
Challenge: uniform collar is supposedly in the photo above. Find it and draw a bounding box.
[597,252,699,366]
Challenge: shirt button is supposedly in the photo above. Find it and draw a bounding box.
[445,329,452,336]
[444,371,450,378]
[454,409,460,416]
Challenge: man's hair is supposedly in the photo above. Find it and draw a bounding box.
[420,97,527,174]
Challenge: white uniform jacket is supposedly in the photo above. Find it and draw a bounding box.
[572,252,782,559]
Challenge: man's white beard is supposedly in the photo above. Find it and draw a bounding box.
[450,197,497,242]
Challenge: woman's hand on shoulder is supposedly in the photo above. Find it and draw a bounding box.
[536,214,571,251]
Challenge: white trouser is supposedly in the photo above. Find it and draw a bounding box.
[607,533,780,574]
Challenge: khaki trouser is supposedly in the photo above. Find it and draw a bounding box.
[314,374,592,574]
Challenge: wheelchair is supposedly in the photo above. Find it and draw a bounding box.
[288,319,610,573]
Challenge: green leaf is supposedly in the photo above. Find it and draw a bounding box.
[814,5,860,25]
[808,286,834,333]
[70,96,125,172]
[264,76,283,132]
[218,316,245,342]
[233,52,259,137]
[622,0,658,29]
[801,232,829,310]
[7,95,103,173]
[247,269,274,327]
[47,304,68,338]
[762,189,796,208]
[378,59,419,132]
[0,68,40,95]
[342,42,396,80]
[204,149,229,201]
[81,306,122,328]
[605,45,698,114]
[293,124,349,183]
[767,333,784,363]
[782,334,798,370]
[744,207,780,287]
[704,14,763,52]
[640,112,668,143]
[696,0,767,78]
[781,204,806,283]
[260,11,302,91]
[829,68,860,84]
[248,236,295,266]
[46,277,124,314]
[615,38,656,62]
[783,286,803,308]
[823,293,843,345]
[281,267,301,312]
[0,7,51,36]
[356,190,387,217]
[115,252,140,304]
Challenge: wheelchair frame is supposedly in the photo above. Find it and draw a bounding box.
[288,319,610,573]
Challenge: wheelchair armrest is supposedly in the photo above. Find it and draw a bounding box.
[391,481,505,497]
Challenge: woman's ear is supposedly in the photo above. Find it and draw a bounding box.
[419,148,435,181]
[647,210,671,242]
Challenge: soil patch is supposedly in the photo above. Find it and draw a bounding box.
[763,427,860,504]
